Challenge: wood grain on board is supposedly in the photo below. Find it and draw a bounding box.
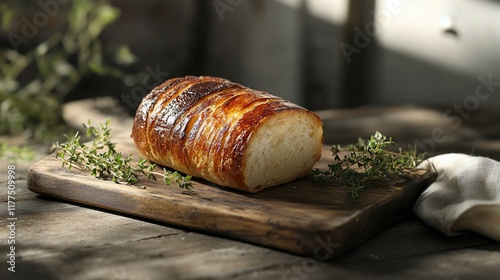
[27,137,435,259]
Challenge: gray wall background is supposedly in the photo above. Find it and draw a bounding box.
[3,0,500,112]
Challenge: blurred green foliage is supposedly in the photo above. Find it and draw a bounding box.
[0,140,34,161]
[0,0,137,143]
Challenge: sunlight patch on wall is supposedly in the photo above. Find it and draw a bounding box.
[375,0,500,76]
[306,0,348,25]
[274,0,348,25]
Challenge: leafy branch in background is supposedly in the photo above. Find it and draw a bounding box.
[309,132,426,202]
[53,119,193,190]
[0,0,138,143]
[0,141,34,162]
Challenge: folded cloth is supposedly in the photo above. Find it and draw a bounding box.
[414,153,500,241]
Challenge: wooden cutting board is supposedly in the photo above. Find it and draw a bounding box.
[27,137,435,260]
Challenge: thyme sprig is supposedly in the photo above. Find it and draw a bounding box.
[310,131,425,202]
[53,119,193,190]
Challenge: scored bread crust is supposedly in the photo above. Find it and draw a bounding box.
[131,76,323,192]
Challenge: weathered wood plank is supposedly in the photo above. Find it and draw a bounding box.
[1,188,497,280]
[0,178,39,202]
[0,199,302,280]
[332,243,500,280]
[26,136,436,259]
[0,145,51,202]
[4,102,500,279]
[338,216,494,262]
[0,198,184,253]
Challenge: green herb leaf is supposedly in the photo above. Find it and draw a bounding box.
[309,131,426,202]
[53,119,193,191]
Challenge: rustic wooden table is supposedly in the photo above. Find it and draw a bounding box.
[1,98,499,280]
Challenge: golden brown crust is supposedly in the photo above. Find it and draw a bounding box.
[132,76,322,192]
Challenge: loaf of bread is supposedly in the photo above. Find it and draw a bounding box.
[131,76,323,193]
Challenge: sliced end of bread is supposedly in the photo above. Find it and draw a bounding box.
[243,110,323,193]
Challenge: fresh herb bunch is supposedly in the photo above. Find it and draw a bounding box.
[310,131,425,202]
[53,119,193,190]
[0,0,139,141]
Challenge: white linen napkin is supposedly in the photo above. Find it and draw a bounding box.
[413,153,500,241]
